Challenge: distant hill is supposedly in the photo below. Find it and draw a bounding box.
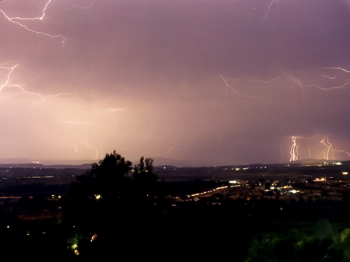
[0,157,348,169]
[0,158,95,165]
[148,157,194,167]
[0,163,91,169]
[0,158,33,164]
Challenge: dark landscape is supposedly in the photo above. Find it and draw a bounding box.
[0,154,348,260]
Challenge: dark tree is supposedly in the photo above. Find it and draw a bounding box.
[63,152,166,258]
[133,157,158,198]
[75,151,133,200]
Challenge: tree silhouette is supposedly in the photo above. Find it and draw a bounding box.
[63,152,165,258]
[133,157,158,198]
[75,151,133,200]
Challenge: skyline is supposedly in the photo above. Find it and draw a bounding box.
[1,0,350,166]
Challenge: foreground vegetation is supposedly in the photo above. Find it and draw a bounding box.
[0,152,349,260]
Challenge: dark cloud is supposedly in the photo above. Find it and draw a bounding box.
[0,0,350,165]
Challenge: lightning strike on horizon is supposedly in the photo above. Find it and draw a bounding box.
[320,135,332,160]
[279,146,283,163]
[290,136,298,161]
[308,146,312,159]
[85,141,99,160]
[163,135,185,156]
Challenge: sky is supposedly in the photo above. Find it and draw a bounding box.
[1,0,350,166]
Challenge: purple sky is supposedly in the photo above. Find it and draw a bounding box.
[1,0,350,166]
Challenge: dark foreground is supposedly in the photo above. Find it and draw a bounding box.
[0,154,350,261]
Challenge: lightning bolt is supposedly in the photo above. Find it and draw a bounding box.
[0,64,74,104]
[163,134,185,156]
[320,135,332,160]
[0,0,66,45]
[325,67,350,74]
[85,141,99,160]
[214,70,306,98]
[304,66,350,91]
[333,149,350,157]
[304,79,350,91]
[279,146,283,163]
[0,65,18,91]
[263,0,279,29]
[285,73,307,98]
[213,66,350,99]
[51,0,97,13]
[1,0,97,46]
[290,136,298,162]
[0,0,100,103]
[308,146,312,159]
[5,0,51,21]
[214,70,263,98]
[0,1,99,103]
[318,73,337,80]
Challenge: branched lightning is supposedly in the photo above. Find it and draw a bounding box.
[214,71,307,98]
[304,79,350,91]
[0,1,99,103]
[289,68,350,91]
[6,0,51,21]
[214,71,263,98]
[214,66,350,99]
[0,65,74,104]
[303,66,350,91]
[0,0,66,45]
